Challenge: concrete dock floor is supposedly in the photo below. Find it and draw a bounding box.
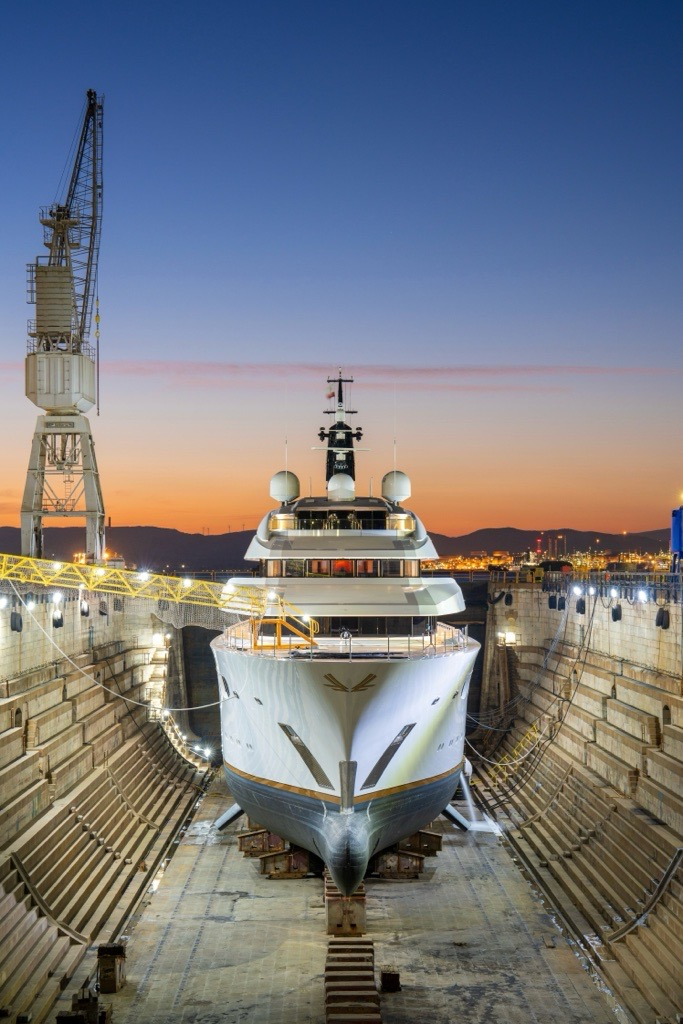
[54,774,627,1024]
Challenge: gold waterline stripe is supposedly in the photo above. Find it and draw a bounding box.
[223,759,465,806]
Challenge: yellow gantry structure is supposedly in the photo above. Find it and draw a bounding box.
[0,552,318,645]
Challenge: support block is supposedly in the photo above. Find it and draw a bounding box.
[370,848,424,879]
[238,829,286,856]
[400,828,442,856]
[259,846,310,878]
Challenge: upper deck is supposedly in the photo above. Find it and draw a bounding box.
[245,496,438,561]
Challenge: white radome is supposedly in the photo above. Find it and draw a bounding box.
[327,472,355,501]
[270,470,300,503]
[381,470,411,503]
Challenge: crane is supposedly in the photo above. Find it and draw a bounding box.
[21,90,105,561]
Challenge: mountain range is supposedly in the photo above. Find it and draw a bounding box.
[0,524,670,572]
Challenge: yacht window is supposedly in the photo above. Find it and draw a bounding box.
[332,559,353,577]
[309,559,330,576]
[265,560,283,577]
[381,560,402,577]
[404,560,419,577]
[285,559,305,577]
[356,560,378,577]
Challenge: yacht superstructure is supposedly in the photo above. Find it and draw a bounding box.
[211,374,479,893]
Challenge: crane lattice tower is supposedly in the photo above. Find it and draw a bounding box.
[21,90,105,562]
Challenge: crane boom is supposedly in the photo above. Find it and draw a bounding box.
[63,88,103,347]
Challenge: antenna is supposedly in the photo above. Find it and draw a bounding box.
[393,383,397,472]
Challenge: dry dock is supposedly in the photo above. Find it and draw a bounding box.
[53,772,622,1024]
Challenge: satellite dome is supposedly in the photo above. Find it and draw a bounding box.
[382,470,411,503]
[327,473,355,501]
[270,471,300,503]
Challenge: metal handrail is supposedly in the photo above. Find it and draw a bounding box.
[221,621,470,660]
[607,847,683,942]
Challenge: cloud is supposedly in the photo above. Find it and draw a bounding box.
[101,359,669,393]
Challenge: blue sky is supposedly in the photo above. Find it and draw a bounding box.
[1,1,681,535]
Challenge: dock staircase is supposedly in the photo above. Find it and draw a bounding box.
[474,631,683,1024]
[0,641,207,1024]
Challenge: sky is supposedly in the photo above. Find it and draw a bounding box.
[0,1,681,538]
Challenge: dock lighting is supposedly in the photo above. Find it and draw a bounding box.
[204,747,212,758]
[588,586,596,596]
[638,590,648,603]
[0,597,7,609]
[52,592,63,604]
[52,610,63,628]
[182,578,192,588]
[78,583,85,591]
[572,585,583,596]
[610,588,619,599]
[52,562,62,571]
[267,590,277,601]
[303,613,310,622]
[96,567,106,577]
[152,632,163,646]
[504,631,516,645]
[26,599,36,611]
[138,571,150,582]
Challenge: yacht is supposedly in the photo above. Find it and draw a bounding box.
[211,373,479,894]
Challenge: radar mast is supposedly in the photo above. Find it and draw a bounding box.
[317,370,364,482]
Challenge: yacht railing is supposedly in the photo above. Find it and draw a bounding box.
[220,621,470,660]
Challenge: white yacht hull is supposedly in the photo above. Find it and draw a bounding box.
[211,637,479,893]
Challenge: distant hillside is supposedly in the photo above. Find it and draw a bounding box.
[0,526,253,573]
[0,523,670,571]
[431,526,669,558]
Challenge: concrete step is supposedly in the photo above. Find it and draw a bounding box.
[6,932,72,1022]
[517,823,614,934]
[598,953,660,1024]
[0,914,51,1006]
[636,918,683,1005]
[0,890,33,944]
[616,933,680,1019]
[70,823,151,935]
[655,900,683,944]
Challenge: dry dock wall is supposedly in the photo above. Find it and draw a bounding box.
[483,581,683,834]
[480,580,683,1022]
[0,590,206,1024]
